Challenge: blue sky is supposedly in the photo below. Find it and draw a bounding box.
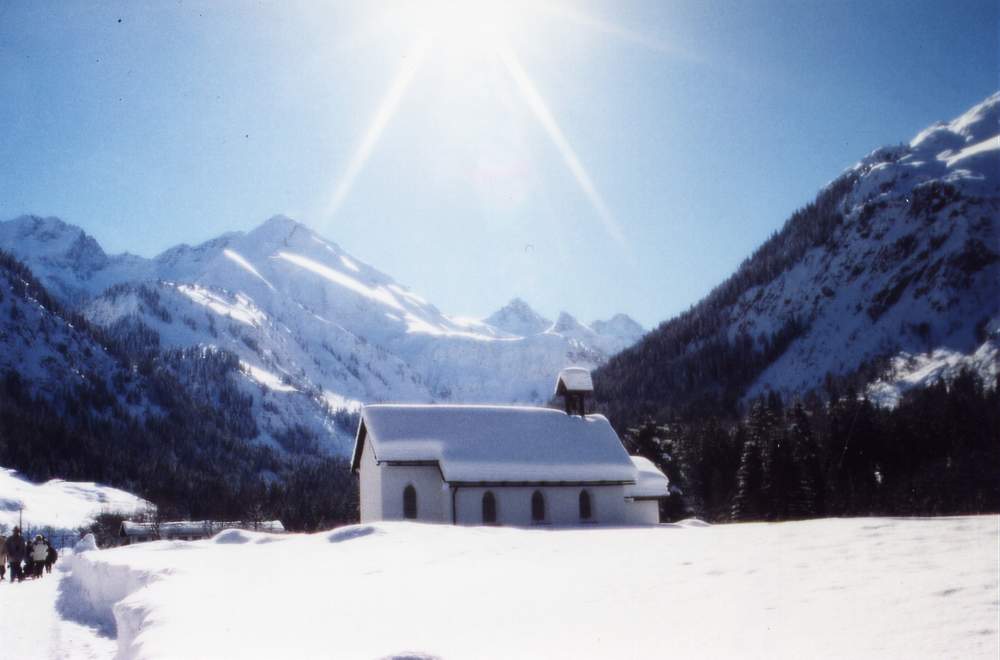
[1,1,996,328]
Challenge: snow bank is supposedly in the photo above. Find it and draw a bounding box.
[61,516,998,659]
[61,549,166,639]
[74,533,98,553]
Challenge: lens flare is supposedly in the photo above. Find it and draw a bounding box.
[323,1,677,243]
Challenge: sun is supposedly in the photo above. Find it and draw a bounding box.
[392,0,520,55]
[324,1,672,244]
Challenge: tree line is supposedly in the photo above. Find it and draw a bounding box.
[623,369,999,522]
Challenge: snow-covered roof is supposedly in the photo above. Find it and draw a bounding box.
[121,520,285,537]
[624,456,670,499]
[554,367,594,395]
[352,404,637,484]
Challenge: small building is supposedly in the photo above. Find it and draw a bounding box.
[351,368,669,526]
[119,519,285,545]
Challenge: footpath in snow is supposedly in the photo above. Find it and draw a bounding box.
[57,515,999,660]
[0,561,115,660]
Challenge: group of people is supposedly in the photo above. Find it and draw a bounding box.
[0,527,58,583]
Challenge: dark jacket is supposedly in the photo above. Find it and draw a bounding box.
[4,533,26,562]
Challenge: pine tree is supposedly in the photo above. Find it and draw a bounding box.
[731,422,763,520]
[746,399,782,518]
[788,403,821,518]
[766,424,797,519]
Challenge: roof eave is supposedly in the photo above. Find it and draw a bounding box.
[349,418,368,474]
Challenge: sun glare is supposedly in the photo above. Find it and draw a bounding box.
[322,1,675,243]
[397,0,519,55]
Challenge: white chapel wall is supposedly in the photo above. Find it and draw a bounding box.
[453,485,630,526]
[624,499,661,525]
[379,464,448,522]
[359,439,383,523]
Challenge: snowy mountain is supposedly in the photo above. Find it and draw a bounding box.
[0,249,315,515]
[0,216,152,306]
[597,92,999,421]
[0,250,124,402]
[591,313,646,349]
[0,215,643,454]
[484,299,643,359]
[484,297,552,336]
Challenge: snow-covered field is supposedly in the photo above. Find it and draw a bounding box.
[39,516,1000,659]
[0,468,151,537]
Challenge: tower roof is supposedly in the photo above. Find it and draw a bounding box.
[554,367,594,396]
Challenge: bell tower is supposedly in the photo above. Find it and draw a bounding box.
[554,367,594,416]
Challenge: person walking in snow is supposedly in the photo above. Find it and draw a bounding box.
[4,527,26,582]
[45,539,57,574]
[23,541,34,577]
[0,534,6,582]
[31,535,48,578]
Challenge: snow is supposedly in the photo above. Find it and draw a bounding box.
[275,250,405,312]
[75,534,98,553]
[590,312,645,347]
[0,559,117,660]
[322,389,363,412]
[339,254,360,272]
[176,283,266,327]
[484,297,552,336]
[0,468,151,537]
[942,136,1000,167]
[223,248,274,290]
[739,92,999,403]
[355,405,638,483]
[0,211,647,457]
[241,360,297,393]
[867,340,999,407]
[626,455,670,498]
[403,311,498,339]
[388,283,428,305]
[555,366,594,393]
[912,91,999,150]
[51,516,999,659]
[546,310,590,338]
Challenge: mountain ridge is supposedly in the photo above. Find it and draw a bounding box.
[0,212,645,455]
[594,92,999,424]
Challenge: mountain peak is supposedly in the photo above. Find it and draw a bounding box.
[909,91,999,155]
[551,311,587,334]
[485,298,551,336]
[258,214,303,232]
[246,215,310,245]
[591,314,644,343]
[0,215,108,278]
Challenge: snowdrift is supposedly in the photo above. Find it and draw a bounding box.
[61,516,998,659]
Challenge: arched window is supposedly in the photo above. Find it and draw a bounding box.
[579,490,592,520]
[403,484,417,519]
[482,491,497,524]
[531,490,546,522]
